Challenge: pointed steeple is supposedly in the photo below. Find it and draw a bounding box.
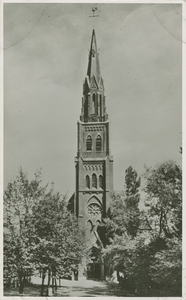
[87,29,101,85]
[80,30,108,123]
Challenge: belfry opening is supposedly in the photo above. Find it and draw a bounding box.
[74,29,114,280]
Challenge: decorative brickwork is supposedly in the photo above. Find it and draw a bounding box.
[85,126,103,132]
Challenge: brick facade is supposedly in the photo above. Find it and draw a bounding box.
[74,30,113,279]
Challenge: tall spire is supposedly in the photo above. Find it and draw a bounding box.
[87,29,101,85]
[80,30,107,123]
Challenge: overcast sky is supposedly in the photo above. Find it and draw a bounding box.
[4,3,182,196]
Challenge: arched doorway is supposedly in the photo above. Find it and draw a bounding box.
[87,246,105,280]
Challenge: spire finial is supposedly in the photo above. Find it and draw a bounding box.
[89,5,99,28]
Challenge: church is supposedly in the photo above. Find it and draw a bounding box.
[69,29,114,280]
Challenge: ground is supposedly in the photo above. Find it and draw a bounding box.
[4,276,135,297]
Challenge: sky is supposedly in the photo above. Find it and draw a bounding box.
[4,3,182,196]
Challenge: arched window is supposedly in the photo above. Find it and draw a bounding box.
[92,93,96,114]
[86,175,90,188]
[93,93,96,103]
[92,173,97,188]
[96,135,102,151]
[100,95,102,117]
[86,135,92,151]
[97,95,100,106]
[99,175,103,188]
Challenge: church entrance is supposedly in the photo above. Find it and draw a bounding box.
[87,262,105,280]
[86,246,105,280]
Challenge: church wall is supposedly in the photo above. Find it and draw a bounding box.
[77,122,110,157]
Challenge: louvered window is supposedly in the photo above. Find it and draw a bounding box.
[96,135,102,151]
[92,173,97,188]
[99,175,103,188]
[87,136,92,151]
[86,175,90,188]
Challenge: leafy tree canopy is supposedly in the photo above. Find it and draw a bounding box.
[144,160,182,237]
[125,165,141,197]
[4,168,86,294]
[103,161,182,296]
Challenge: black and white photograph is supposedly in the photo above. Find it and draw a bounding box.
[2,1,183,297]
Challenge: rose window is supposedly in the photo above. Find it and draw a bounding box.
[87,203,102,219]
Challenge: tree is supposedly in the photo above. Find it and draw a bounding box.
[124,166,141,237]
[144,160,182,238]
[143,161,182,295]
[4,168,47,294]
[102,167,142,285]
[101,167,141,259]
[104,167,141,242]
[103,161,182,296]
[4,168,86,295]
[103,230,153,292]
[32,190,86,295]
[149,237,181,296]
[125,166,141,196]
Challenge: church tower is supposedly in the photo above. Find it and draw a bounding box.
[74,29,113,279]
